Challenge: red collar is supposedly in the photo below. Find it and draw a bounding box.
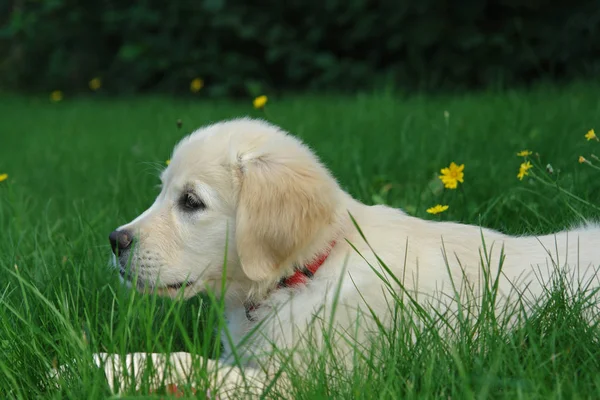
[245,241,336,320]
[278,240,336,288]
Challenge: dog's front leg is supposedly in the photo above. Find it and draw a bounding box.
[93,352,271,399]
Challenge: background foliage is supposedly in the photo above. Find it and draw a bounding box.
[2,0,600,97]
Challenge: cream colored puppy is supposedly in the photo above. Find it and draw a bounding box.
[99,117,600,397]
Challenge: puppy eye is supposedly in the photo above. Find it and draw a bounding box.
[180,192,205,211]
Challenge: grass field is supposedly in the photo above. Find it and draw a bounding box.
[1,81,600,399]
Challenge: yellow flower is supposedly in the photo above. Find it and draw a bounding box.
[50,90,63,102]
[166,159,171,165]
[426,204,449,215]
[579,156,586,164]
[585,129,597,141]
[516,150,532,157]
[190,78,204,93]
[0,173,7,182]
[438,162,465,189]
[89,77,102,91]
[517,161,533,180]
[253,95,268,109]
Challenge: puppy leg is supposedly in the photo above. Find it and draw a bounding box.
[93,352,275,399]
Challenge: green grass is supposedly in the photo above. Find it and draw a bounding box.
[1,80,600,399]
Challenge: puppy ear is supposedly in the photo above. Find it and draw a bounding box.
[234,137,340,282]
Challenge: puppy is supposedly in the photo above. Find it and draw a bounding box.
[99,117,600,397]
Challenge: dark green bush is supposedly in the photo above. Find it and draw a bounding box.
[1,0,599,96]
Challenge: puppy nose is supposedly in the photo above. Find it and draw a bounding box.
[109,229,133,254]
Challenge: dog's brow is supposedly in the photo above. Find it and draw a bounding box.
[183,182,196,193]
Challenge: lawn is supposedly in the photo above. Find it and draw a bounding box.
[1,81,600,399]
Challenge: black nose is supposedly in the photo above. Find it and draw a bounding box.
[109,229,133,255]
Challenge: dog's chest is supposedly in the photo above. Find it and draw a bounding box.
[219,306,255,361]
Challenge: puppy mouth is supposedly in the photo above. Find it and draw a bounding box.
[118,267,195,290]
[164,280,195,290]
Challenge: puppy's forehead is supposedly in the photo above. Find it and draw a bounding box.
[160,127,233,191]
[160,117,286,190]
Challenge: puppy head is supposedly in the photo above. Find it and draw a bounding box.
[110,118,344,299]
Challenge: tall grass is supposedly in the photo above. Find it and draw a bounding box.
[1,81,600,398]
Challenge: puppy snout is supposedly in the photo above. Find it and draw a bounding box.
[109,229,133,255]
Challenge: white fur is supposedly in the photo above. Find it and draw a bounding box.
[95,118,600,398]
